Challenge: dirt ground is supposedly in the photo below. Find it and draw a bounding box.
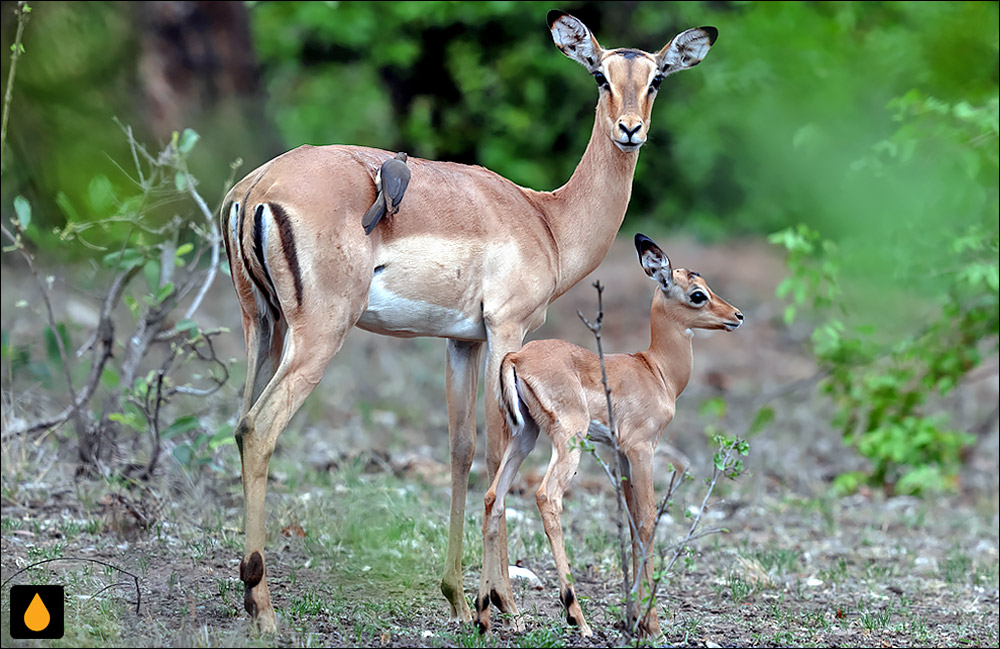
[1,235,998,647]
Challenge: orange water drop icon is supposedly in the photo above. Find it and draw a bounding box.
[24,592,51,632]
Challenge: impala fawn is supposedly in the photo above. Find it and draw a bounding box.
[475,234,743,637]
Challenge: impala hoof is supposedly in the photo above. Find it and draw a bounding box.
[240,551,277,633]
[474,593,492,634]
[441,579,472,623]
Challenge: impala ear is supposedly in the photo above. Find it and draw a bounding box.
[656,26,718,77]
[548,10,604,72]
[635,233,673,290]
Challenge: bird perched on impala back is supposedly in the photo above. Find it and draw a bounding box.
[362,152,410,235]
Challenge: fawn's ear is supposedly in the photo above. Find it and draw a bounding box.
[635,233,673,290]
[548,10,604,72]
[656,26,718,77]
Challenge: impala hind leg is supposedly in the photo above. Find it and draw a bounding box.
[240,312,286,413]
[236,321,348,632]
[441,339,483,621]
[536,421,593,637]
[475,412,539,633]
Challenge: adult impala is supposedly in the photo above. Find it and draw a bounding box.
[477,234,743,637]
[222,11,717,631]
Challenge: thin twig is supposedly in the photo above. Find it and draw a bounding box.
[0,1,31,173]
[0,556,141,615]
[577,280,636,631]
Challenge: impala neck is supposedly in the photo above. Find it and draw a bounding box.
[541,116,639,296]
[643,299,695,400]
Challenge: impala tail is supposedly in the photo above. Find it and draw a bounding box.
[498,354,536,441]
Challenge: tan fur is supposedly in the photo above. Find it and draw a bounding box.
[477,238,742,639]
[222,14,716,632]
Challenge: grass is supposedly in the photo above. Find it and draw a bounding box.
[941,550,973,584]
[859,605,893,631]
[1,422,998,648]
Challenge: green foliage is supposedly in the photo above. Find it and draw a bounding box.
[5,2,996,250]
[771,86,998,493]
[666,1,998,239]
[3,124,232,477]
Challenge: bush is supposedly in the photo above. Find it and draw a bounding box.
[771,88,999,494]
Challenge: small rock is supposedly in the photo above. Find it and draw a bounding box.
[508,565,543,590]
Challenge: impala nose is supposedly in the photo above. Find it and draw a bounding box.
[618,121,642,141]
[736,311,744,321]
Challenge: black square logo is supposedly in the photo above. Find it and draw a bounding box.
[9,585,65,639]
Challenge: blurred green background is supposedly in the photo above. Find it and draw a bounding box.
[3,1,995,250]
[1,0,997,357]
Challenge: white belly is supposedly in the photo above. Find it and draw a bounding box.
[356,273,486,340]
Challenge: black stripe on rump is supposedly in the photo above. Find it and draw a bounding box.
[251,204,281,320]
[237,166,279,320]
[221,203,235,279]
[269,202,304,308]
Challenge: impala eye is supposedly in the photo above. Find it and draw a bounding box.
[690,290,708,305]
[593,71,609,89]
[649,74,663,92]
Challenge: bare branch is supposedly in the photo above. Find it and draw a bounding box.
[0,1,31,173]
[577,280,636,631]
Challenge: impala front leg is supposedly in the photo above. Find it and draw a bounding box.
[441,339,484,621]
[625,443,662,640]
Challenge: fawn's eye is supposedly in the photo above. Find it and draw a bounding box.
[690,290,708,305]
[593,71,609,89]
[649,74,663,93]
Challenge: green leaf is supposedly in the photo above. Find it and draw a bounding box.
[13,195,31,230]
[176,318,198,333]
[155,282,174,305]
[162,415,201,440]
[174,172,189,192]
[209,424,235,450]
[172,444,193,467]
[103,248,146,271]
[87,174,116,214]
[144,259,161,291]
[178,128,200,154]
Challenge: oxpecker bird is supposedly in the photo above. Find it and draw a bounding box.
[362,152,410,235]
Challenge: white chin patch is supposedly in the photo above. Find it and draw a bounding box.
[614,140,643,152]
